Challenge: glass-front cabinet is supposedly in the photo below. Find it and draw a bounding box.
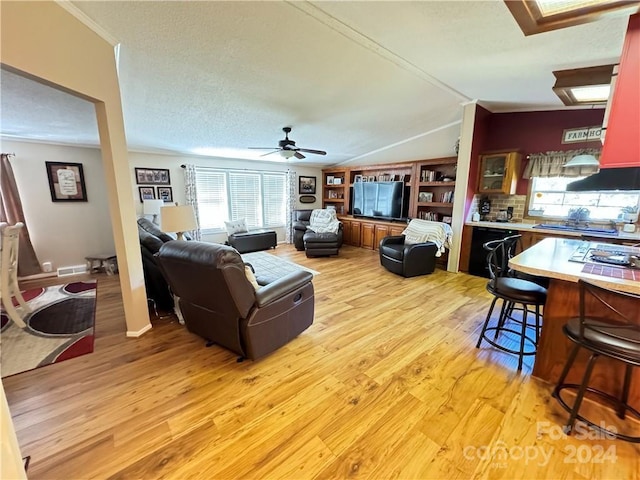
[477,151,521,195]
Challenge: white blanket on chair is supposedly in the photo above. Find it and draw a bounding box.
[308,209,340,234]
[402,219,453,256]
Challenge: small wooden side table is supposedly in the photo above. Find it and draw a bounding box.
[85,254,118,275]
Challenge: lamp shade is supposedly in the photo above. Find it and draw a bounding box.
[563,154,600,168]
[143,199,164,216]
[279,150,295,159]
[161,205,197,240]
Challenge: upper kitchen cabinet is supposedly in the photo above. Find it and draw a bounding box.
[600,14,640,168]
[477,152,521,194]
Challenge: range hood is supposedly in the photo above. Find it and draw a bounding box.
[566,167,640,191]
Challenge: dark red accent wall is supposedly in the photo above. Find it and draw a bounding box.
[482,109,605,194]
[465,105,492,218]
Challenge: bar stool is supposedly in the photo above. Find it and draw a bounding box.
[552,279,640,442]
[0,222,30,328]
[475,235,547,370]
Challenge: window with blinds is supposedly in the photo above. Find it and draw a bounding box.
[194,167,286,232]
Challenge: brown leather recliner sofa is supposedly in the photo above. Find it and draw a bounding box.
[155,241,314,360]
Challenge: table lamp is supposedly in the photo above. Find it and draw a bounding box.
[160,205,197,240]
[143,199,165,225]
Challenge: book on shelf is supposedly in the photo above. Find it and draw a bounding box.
[439,191,454,203]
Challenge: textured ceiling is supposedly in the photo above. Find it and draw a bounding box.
[0,1,629,166]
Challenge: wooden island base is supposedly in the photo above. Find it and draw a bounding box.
[509,237,640,412]
[533,278,640,410]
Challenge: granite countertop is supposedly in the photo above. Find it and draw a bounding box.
[465,220,640,242]
[509,237,640,294]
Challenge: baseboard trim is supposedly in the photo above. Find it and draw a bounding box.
[126,323,153,338]
[18,272,57,281]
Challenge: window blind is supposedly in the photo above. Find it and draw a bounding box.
[194,167,286,232]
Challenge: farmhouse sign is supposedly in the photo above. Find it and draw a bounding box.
[562,126,602,144]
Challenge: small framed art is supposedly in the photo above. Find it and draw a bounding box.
[139,186,156,202]
[45,161,88,202]
[299,176,316,194]
[157,186,173,203]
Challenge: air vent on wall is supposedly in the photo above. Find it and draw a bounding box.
[57,264,88,277]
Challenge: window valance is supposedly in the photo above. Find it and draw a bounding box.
[523,149,601,179]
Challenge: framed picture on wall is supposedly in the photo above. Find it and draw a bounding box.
[299,176,316,194]
[45,161,88,202]
[135,167,171,185]
[139,186,156,202]
[157,186,173,203]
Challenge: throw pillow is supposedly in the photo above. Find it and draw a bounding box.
[244,265,261,290]
[225,219,248,235]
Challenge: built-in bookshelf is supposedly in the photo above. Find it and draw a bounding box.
[321,157,457,224]
[414,157,457,224]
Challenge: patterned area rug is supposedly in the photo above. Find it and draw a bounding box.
[241,251,319,284]
[1,281,97,378]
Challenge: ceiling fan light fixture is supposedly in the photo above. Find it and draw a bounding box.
[563,153,600,168]
[279,149,295,159]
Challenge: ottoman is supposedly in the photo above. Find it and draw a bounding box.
[303,231,340,257]
[228,229,277,253]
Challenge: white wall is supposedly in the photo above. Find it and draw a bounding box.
[128,151,323,243]
[2,140,323,272]
[3,140,114,272]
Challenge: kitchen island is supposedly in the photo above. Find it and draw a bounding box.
[509,237,640,409]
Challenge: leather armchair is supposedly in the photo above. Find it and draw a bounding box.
[137,217,175,311]
[293,209,313,250]
[155,241,314,360]
[379,235,438,277]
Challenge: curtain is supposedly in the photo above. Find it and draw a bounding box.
[523,148,601,179]
[183,164,202,241]
[285,169,297,244]
[0,154,41,276]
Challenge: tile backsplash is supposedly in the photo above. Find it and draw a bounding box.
[470,194,527,222]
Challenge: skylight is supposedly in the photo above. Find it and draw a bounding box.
[552,64,614,106]
[505,0,640,35]
[535,0,612,16]
[570,85,611,102]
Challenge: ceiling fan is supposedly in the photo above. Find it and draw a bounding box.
[249,127,327,159]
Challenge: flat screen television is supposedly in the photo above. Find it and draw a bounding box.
[352,181,408,221]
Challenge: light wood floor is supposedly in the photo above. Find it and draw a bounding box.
[4,245,639,479]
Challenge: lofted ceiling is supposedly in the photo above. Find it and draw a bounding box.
[0,1,630,167]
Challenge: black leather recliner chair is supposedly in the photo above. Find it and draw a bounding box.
[137,217,176,311]
[293,209,343,256]
[155,241,314,360]
[293,209,313,251]
[379,235,438,277]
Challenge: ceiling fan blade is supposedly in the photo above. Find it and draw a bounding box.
[260,150,280,157]
[296,148,326,155]
[294,152,306,159]
[249,147,278,150]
